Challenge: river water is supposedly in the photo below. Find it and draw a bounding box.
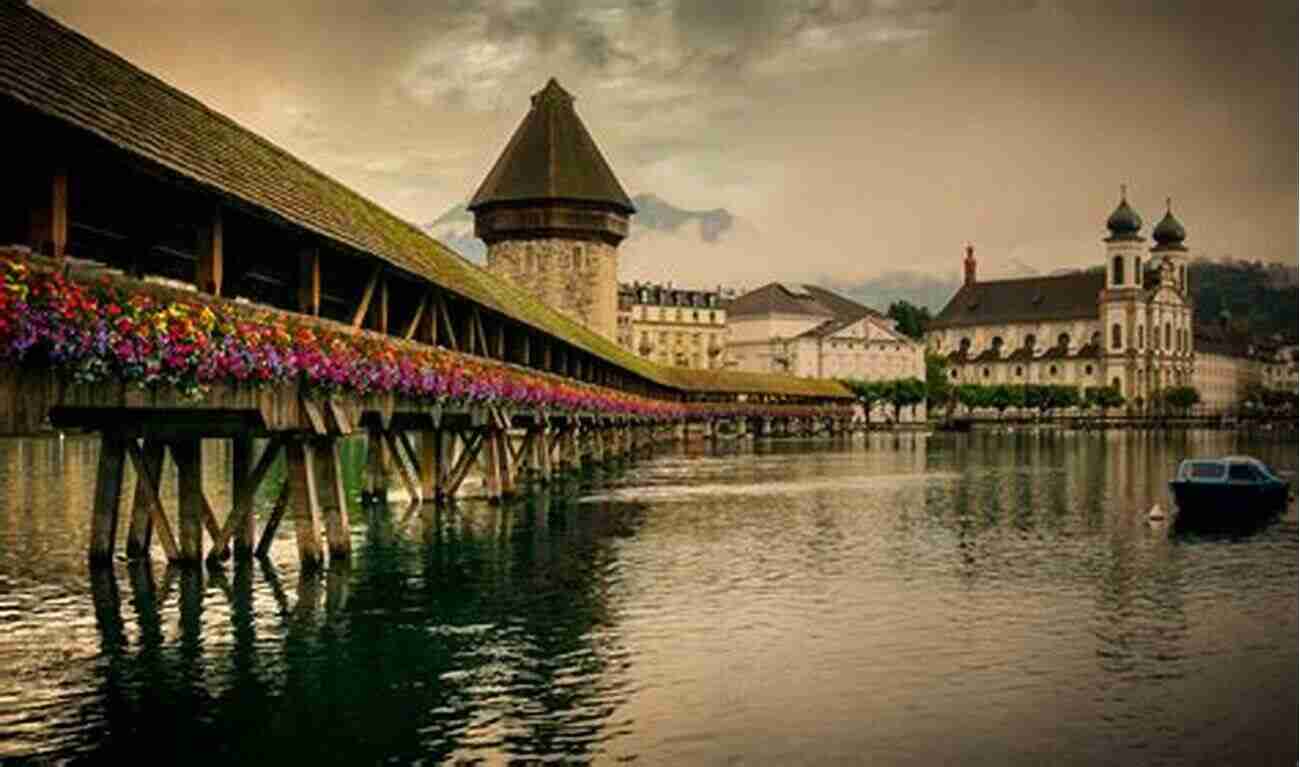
[0,431,1295,765]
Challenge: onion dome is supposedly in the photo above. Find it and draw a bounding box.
[1151,198,1187,250]
[1105,185,1142,240]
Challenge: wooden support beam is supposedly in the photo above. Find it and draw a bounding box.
[420,430,440,500]
[231,436,256,558]
[437,292,458,351]
[497,426,517,497]
[196,205,224,296]
[212,436,283,560]
[126,440,164,558]
[298,247,321,315]
[254,480,291,558]
[474,307,491,359]
[376,276,389,334]
[492,321,506,360]
[29,166,68,260]
[481,429,503,502]
[444,432,484,497]
[124,440,180,561]
[543,339,554,371]
[314,439,351,561]
[366,428,390,501]
[521,333,532,367]
[171,439,204,563]
[89,433,127,564]
[285,439,324,569]
[385,430,422,506]
[403,292,428,341]
[350,264,382,329]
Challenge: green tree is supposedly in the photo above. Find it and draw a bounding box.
[925,354,952,414]
[841,379,886,424]
[889,377,927,421]
[956,383,989,415]
[1162,386,1201,414]
[886,301,932,341]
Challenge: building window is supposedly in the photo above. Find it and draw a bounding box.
[950,369,959,379]
[1057,332,1070,348]
[1137,325,1143,349]
[982,368,990,378]
[1049,365,1058,377]
[1112,256,1124,286]
[1014,366,1023,377]
[1111,323,1122,350]
[1165,322,1171,349]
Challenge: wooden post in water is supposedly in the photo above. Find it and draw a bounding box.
[420,430,439,500]
[89,432,127,565]
[314,438,351,561]
[366,428,389,503]
[126,440,164,558]
[231,436,256,559]
[285,438,324,569]
[171,438,204,564]
[535,422,552,483]
[482,428,503,502]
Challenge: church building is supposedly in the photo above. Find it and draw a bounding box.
[927,190,1196,409]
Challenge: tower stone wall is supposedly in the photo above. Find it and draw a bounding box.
[485,237,618,339]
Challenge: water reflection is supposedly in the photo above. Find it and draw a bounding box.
[0,432,1295,764]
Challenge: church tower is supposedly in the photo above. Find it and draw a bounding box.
[469,78,634,341]
[1098,186,1145,403]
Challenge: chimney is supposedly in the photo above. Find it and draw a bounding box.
[963,243,977,286]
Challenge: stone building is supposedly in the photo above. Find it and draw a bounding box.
[469,78,633,341]
[727,281,924,381]
[928,191,1199,410]
[1192,327,1295,413]
[617,282,728,369]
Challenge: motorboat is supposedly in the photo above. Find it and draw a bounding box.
[1168,456,1291,521]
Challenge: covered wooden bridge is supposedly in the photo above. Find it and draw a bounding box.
[0,3,854,569]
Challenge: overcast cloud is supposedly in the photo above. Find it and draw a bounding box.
[35,0,1297,286]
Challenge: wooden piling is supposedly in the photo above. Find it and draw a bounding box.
[171,438,204,564]
[89,432,127,565]
[125,440,164,558]
[420,429,439,500]
[285,439,324,568]
[366,428,389,502]
[231,436,256,559]
[314,438,351,561]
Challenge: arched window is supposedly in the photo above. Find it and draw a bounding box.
[1133,255,1141,282]
[1084,364,1094,375]
[1137,325,1143,349]
[1112,256,1125,286]
[1165,322,1171,349]
[960,337,971,352]
[950,369,959,379]
[1111,323,1122,349]
[1049,365,1058,377]
[982,368,990,378]
[1111,377,1121,390]
[1057,332,1070,348]
[1024,334,1036,351]
[991,336,1004,354]
[1014,366,1023,377]
[1090,330,1101,347]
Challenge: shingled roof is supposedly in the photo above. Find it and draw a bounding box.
[469,78,633,213]
[728,282,878,321]
[930,272,1104,329]
[0,3,847,401]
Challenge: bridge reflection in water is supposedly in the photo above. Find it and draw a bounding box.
[79,486,641,764]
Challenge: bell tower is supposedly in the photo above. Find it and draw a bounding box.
[1098,185,1145,404]
[468,78,634,341]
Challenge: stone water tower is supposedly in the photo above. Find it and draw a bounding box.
[469,78,634,340]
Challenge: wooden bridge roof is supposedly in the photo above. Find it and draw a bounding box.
[0,3,849,401]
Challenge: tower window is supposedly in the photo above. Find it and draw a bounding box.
[1111,323,1122,349]
[1137,325,1143,349]
[1112,256,1125,286]
[1165,322,1171,349]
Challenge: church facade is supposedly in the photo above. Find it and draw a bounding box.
[927,192,1196,410]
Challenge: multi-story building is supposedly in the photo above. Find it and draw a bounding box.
[725,282,926,419]
[617,282,728,369]
[928,191,1197,409]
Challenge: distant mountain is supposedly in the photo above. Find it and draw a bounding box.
[423,192,742,264]
[824,271,962,314]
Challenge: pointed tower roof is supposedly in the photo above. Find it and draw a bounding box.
[469,78,634,214]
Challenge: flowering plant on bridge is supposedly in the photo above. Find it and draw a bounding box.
[0,250,691,419]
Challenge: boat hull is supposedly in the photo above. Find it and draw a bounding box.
[1168,480,1290,520]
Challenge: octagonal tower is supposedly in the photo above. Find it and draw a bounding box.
[469,78,634,340]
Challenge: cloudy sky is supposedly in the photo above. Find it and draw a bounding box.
[34,0,1297,287]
